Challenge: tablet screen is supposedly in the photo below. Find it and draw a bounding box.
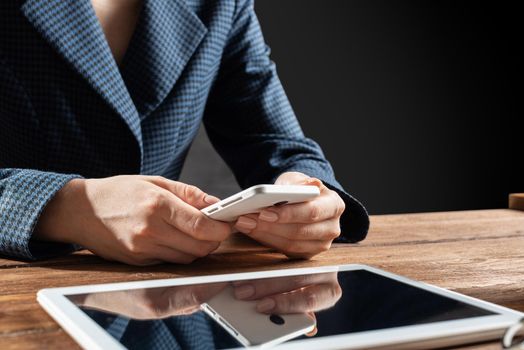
[66,269,495,349]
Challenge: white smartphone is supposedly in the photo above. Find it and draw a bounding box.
[201,184,320,222]
[201,285,316,347]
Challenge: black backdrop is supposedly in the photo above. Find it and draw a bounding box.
[181,1,521,215]
[254,0,521,214]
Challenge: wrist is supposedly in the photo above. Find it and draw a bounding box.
[34,178,87,245]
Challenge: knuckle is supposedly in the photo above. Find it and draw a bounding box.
[142,192,163,215]
[291,275,309,286]
[134,222,153,239]
[150,175,164,183]
[336,197,346,217]
[332,284,343,302]
[127,232,154,257]
[278,207,292,223]
[141,299,159,317]
[283,240,300,254]
[187,291,200,306]
[127,241,142,255]
[296,225,313,239]
[194,242,216,257]
[217,224,231,240]
[308,203,322,222]
[320,241,332,253]
[189,215,206,237]
[176,255,197,264]
[308,240,331,256]
[329,226,341,240]
[127,236,143,254]
[276,296,291,312]
[305,290,318,310]
[184,185,202,202]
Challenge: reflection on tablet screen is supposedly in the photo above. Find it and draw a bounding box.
[67,270,495,349]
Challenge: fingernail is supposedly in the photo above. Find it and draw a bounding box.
[259,210,278,222]
[204,195,220,204]
[234,284,255,299]
[236,216,257,230]
[305,177,322,187]
[256,298,275,313]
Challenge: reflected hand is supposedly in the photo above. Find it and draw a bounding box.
[232,272,342,336]
[72,283,227,320]
[234,172,345,259]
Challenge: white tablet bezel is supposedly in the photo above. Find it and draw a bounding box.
[37,264,523,350]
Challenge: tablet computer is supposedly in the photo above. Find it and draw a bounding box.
[37,264,522,349]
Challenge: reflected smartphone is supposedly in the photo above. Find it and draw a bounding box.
[201,184,320,222]
[201,285,315,347]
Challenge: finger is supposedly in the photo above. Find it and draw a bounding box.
[152,244,198,264]
[159,192,232,242]
[256,283,342,314]
[92,246,163,266]
[259,190,344,224]
[243,228,332,258]
[305,313,318,337]
[121,244,194,266]
[234,213,259,233]
[159,283,228,317]
[233,273,337,300]
[145,285,200,318]
[275,172,318,186]
[248,219,341,241]
[190,282,229,304]
[145,176,219,209]
[153,220,220,258]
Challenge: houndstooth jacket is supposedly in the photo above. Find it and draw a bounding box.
[0,0,368,260]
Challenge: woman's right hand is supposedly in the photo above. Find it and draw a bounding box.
[34,175,233,265]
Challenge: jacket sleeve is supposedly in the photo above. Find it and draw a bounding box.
[203,0,369,242]
[0,168,82,260]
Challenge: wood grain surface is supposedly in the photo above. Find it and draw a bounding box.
[1,209,523,349]
[510,193,524,211]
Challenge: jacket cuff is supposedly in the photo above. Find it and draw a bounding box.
[0,169,82,260]
[322,181,369,243]
[270,168,369,243]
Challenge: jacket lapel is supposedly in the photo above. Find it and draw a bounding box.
[21,0,143,153]
[120,0,208,118]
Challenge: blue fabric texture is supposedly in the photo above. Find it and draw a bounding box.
[0,0,369,261]
[84,310,238,349]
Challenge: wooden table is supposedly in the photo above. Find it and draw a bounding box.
[1,208,523,349]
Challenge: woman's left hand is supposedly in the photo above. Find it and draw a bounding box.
[234,171,345,259]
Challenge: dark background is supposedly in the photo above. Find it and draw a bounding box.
[181,1,521,215]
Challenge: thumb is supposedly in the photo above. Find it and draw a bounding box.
[275,172,322,188]
[145,176,220,209]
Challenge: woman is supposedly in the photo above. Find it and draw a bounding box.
[0,0,368,265]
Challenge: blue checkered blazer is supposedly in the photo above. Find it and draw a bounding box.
[0,0,368,260]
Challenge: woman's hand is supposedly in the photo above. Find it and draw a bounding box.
[35,175,232,265]
[71,282,227,320]
[233,272,342,336]
[234,172,345,259]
